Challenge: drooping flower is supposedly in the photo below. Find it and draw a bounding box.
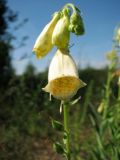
[33,12,60,58]
[43,49,86,100]
[52,10,70,49]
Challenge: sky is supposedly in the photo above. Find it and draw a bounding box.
[8,0,120,74]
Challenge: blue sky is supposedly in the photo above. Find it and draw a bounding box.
[8,0,120,74]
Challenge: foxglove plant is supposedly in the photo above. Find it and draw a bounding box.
[33,3,85,160]
[89,25,120,160]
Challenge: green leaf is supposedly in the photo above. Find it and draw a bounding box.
[63,131,68,144]
[51,119,63,131]
[53,142,64,154]
[69,96,81,106]
[101,119,108,135]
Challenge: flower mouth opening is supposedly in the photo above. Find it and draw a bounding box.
[43,76,86,100]
[32,48,48,58]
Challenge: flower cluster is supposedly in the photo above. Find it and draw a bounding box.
[33,3,86,101]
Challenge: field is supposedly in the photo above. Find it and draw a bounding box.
[0,66,120,160]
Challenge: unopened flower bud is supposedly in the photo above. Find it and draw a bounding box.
[52,14,70,49]
[116,28,120,38]
[106,50,117,60]
[97,101,105,113]
[69,12,84,35]
[43,49,86,100]
[33,12,60,58]
[115,28,120,46]
[113,69,120,77]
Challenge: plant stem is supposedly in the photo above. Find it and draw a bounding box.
[103,70,111,119]
[118,77,120,101]
[63,102,71,160]
[64,3,77,13]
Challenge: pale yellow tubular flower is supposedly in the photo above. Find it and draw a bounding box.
[52,14,70,49]
[33,12,60,58]
[43,49,86,100]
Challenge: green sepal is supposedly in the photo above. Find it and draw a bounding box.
[53,142,64,154]
[52,119,63,131]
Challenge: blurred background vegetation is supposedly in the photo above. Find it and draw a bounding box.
[0,0,119,160]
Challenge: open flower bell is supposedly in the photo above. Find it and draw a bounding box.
[33,12,60,58]
[43,49,86,100]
